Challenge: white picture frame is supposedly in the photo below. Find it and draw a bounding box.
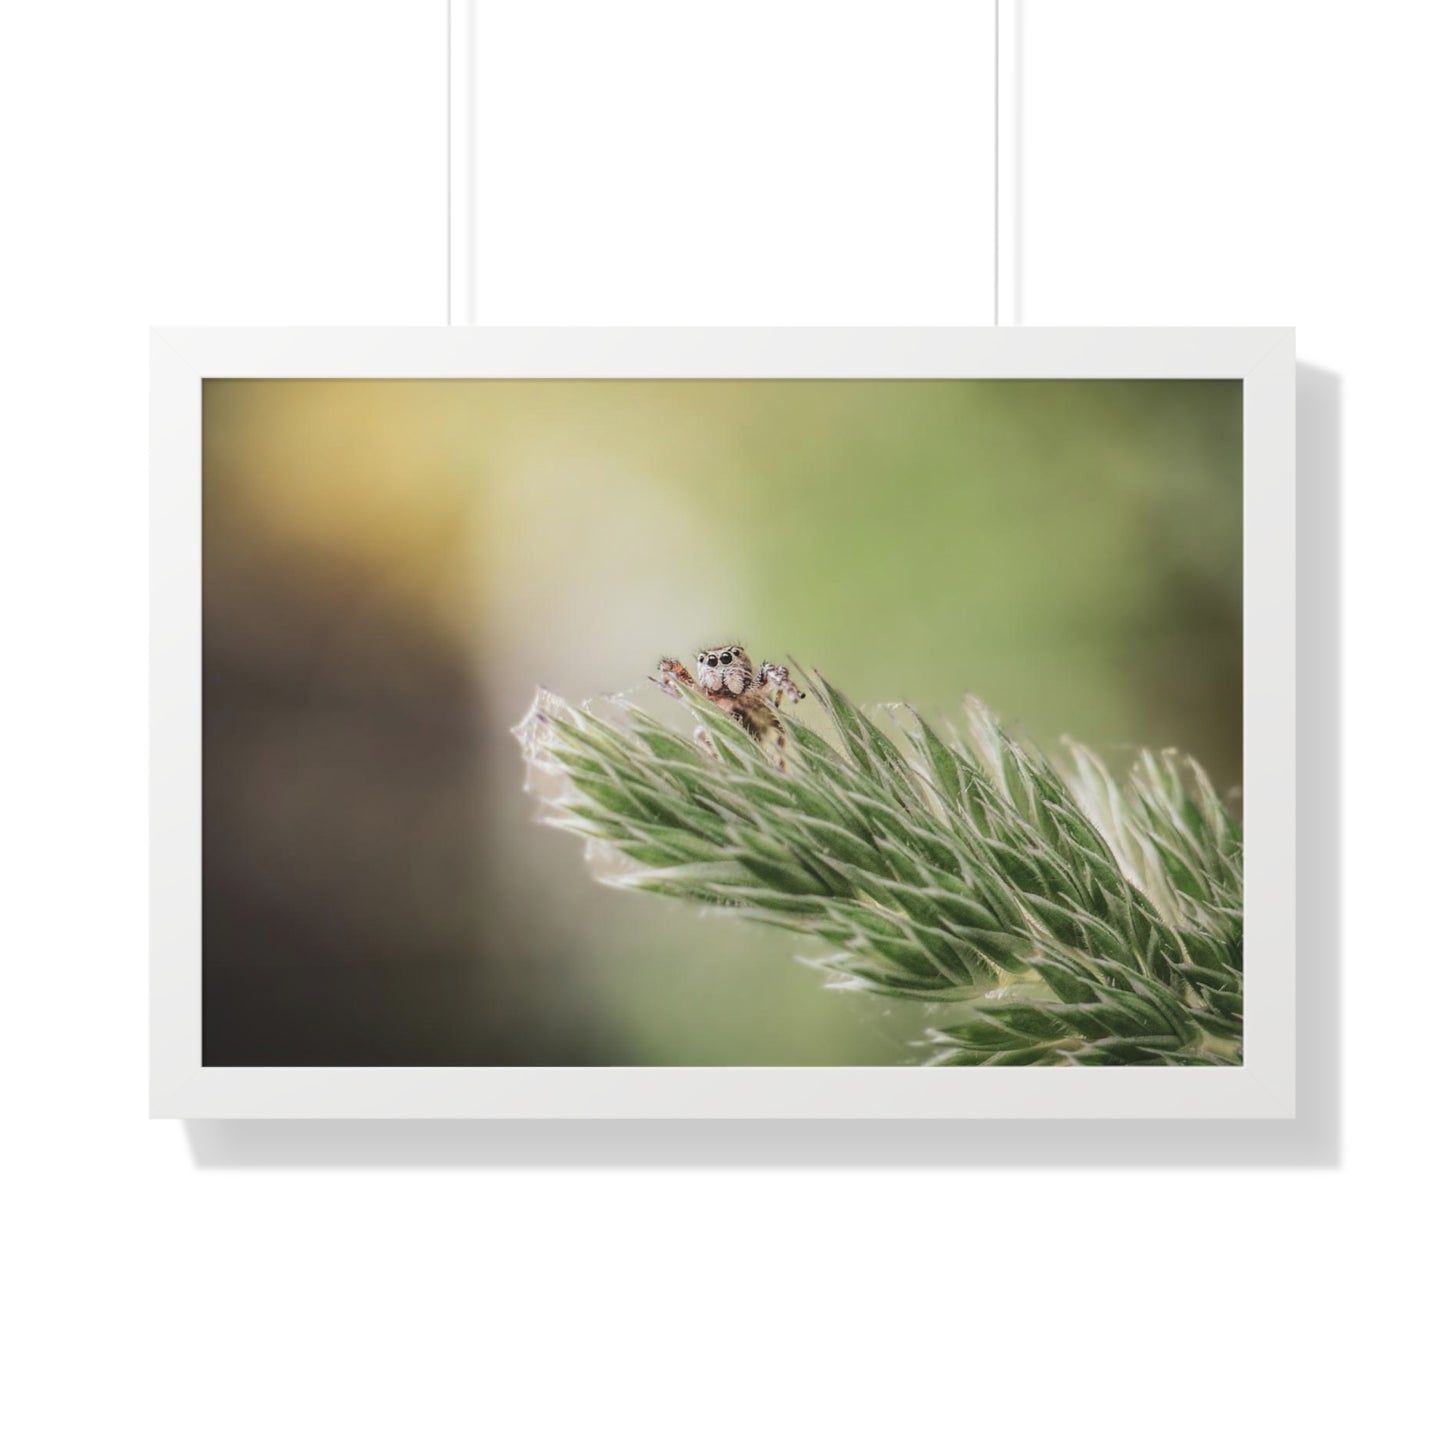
[151,326,1294,1118]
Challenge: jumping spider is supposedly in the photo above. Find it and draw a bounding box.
[654,644,805,766]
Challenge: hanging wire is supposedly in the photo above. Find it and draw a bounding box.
[445,2,450,325]
[445,2,1006,327]
[993,0,1000,325]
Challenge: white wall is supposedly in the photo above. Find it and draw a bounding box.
[4,3,1437,1440]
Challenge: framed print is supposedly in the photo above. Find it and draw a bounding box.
[150,327,1294,1118]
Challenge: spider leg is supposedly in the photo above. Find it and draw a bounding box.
[767,722,790,773]
[755,661,805,706]
[692,725,721,762]
[653,657,706,700]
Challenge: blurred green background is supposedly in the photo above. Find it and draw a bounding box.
[202,378,1241,1066]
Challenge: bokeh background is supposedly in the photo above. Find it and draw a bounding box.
[202,378,1241,1065]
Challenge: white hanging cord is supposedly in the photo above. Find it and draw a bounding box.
[446,2,1010,327]
[994,0,1020,327]
[445,2,472,326]
[993,0,1000,325]
[446,0,452,325]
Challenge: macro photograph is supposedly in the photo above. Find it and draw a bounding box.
[201,375,1243,1068]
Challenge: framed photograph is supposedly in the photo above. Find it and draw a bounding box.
[151,327,1294,1118]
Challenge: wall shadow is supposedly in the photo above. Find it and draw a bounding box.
[181,362,1339,1169]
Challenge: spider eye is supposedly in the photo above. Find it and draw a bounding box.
[706,654,717,666]
[719,651,732,664]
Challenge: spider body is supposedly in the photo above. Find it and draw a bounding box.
[654,643,804,764]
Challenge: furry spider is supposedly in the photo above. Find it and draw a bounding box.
[653,643,805,765]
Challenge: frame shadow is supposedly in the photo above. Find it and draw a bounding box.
[182,362,1340,1170]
